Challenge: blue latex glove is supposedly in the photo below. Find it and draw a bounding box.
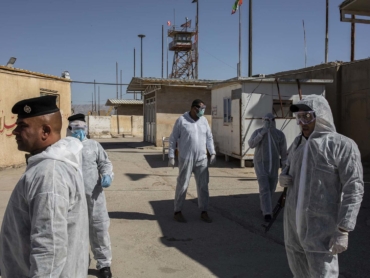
[72,130,86,141]
[101,175,112,188]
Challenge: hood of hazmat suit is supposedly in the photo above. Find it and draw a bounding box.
[168,112,216,162]
[248,113,287,176]
[281,95,364,252]
[0,137,89,277]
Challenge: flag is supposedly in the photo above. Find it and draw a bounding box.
[192,0,197,2]
[181,20,191,28]
[231,0,243,15]
[167,21,171,26]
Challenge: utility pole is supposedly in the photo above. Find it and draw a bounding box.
[193,0,199,79]
[134,48,136,77]
[162,25,164,78]
[351,15,355,61]
[248,0,253,77]
[325,0,329,63]
[120,70,122,99]
[116,62,118,99]
[94,79,96,112]
[98,86,100,116]
[239,4,242,77]
[138,34,146,77]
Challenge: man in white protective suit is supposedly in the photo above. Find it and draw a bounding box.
[0,96,89,277]
[279,95,364,277]
[248,113,287,222]
[168,99,216,223]
[67,113,114,278]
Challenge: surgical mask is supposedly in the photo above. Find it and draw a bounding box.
[71,129,86,141]
[295,111,316,125]
[195,105,206,118]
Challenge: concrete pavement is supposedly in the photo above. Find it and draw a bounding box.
[0,137,369,277]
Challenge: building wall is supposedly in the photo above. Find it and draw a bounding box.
[0,68,71,169]
[155,86,212,146]
[340,60,370,161]
[88,116,111,138]
[110,115,132,135]
[117,105,143,116]
[132,115,144,137]
[271,59,370,161]
[87,115,143,138]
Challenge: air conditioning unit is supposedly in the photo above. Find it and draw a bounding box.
[251,74,265,78]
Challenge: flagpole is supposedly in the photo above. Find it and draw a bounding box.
[239,4,242,77]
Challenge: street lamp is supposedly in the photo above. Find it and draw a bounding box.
[6,57,16,68]
[138,34,146,77]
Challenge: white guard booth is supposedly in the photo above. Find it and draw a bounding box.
[211,77,332,167]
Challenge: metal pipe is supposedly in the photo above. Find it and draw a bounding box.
[351,15,355,61]
[248,0,253,77]
[275,78,284,118]
[195,0,199,79]
[134,48,136,77]
[325,0,329,63]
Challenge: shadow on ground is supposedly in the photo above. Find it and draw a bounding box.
[100,141,154,150]
[143,154,254,169]
[87,269,99,277]
[142,189,370,278]
[109,211,157,220]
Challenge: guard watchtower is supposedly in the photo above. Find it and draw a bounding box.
[168,23,196,79]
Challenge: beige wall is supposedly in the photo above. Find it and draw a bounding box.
[117,105,143,116]
[0,68,71,169]
[155,86,212,146]
[132,115,143,137]
[110,115,132,135]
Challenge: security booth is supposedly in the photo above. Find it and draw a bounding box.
[211,77,332,167]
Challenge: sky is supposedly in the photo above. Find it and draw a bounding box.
[1,0,369,105]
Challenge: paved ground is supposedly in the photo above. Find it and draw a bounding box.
[0,137,369,278]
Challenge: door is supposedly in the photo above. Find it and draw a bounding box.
[231,99,240,155]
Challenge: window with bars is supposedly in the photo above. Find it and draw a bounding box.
[223,98,232,123]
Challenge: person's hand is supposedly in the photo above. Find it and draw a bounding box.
[210,155,216,165]
[330,229,349,255]
[101,175,112,188]
[168,158,175,168]
[279,174,293,187]
[260,127,268,135]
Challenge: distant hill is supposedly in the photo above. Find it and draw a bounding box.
[71,104,114,116]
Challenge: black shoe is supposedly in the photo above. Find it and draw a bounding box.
[201,211,212,223]
[264,215,272,222]
[174,211,187,223]
[99,267,112,278]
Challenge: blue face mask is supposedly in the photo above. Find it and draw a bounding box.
[72,129,86,141]
[196,108,205,118]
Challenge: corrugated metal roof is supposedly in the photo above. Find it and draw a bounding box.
[0,65,71,81]
[126,77,220,92]
[105,99,143,106]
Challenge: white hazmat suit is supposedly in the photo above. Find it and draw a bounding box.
[248,113,287,216]
[80,138,114,270]
[280,95,364,277]
[0,137,89,277]
[169,112,216,212]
